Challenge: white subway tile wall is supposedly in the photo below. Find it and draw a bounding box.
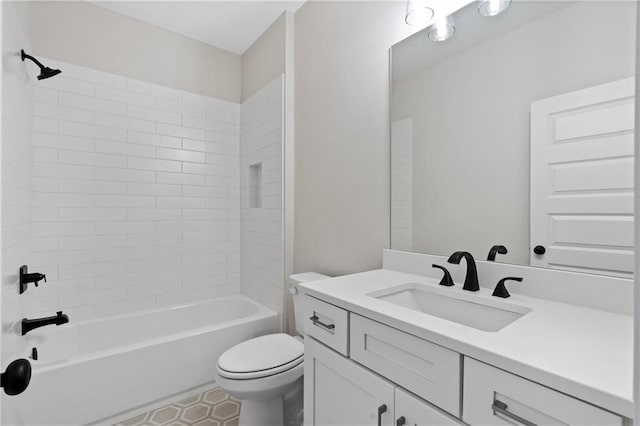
[240,76,284,315]
[29,59,245,321]
[3,8,34,360]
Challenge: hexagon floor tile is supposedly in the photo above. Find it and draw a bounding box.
[115,387,240,426]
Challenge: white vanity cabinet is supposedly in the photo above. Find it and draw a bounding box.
[303,294,631,426]
[304,337,462,426]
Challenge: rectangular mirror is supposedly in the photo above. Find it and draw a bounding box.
[390,0,636,277]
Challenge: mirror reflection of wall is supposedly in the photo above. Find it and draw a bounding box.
[390,0,636,277]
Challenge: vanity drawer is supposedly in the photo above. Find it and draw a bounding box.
[463,357,625,426]
[350,314,461,417]
[304,296,349,356]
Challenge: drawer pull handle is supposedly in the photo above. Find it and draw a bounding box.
[377,404,387,426]
[309,315,335,330]
[396,416,406,426]
[492,400,537,426]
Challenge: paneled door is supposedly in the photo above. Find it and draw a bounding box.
[530,77,634,277]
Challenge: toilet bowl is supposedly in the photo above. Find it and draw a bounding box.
[215,273,329,426]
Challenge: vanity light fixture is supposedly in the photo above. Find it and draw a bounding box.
[428,15,455,42]
[405,0,434,26]
[477,0,511,17]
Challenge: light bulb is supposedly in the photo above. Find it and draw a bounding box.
[405,0,434,26]
[428,15,455,42]
[478,0,511,17]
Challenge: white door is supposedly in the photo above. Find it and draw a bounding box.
[530,77,634,277]
[394,388,462,426]
[304,337,395,426]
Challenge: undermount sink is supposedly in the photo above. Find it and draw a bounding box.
[368,283,532,332]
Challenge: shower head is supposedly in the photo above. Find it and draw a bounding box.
[20,50,61,80]
[37,67,62,80]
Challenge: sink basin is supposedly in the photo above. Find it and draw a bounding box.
[368,283,531,332]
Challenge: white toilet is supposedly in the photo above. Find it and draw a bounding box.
[216,272,329,426]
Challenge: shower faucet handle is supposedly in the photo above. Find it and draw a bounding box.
[29,273,46,287]
[19,266,46,294]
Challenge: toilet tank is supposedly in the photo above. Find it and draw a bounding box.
[289,272,330,335]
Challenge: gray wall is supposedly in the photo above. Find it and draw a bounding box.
[241,13,286,102]
[392,1,636,264]
[294,1,415,275]
[28,1,241,102]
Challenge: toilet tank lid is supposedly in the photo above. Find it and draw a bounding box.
[289,272,330,285]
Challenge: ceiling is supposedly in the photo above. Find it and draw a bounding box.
[92,1,306,55]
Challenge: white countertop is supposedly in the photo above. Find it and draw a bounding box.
[300,269,634,418]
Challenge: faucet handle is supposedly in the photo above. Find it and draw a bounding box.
[492,277,523,298]
[34,274,46,287]
[19,266,47,293]
[432,264,454,287]
[487,245,508,261]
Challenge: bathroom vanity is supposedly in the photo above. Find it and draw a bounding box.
[331,1,637,424]
[298,1,635,424]
[299,252,633,425]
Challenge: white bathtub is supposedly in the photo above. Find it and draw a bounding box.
[2,295,278,426]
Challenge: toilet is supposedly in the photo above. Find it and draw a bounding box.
[216,272,329,426]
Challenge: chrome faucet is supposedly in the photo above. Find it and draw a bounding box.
[22,311,69,336]
[447,251,480,292]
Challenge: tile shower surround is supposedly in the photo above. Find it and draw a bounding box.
[3,5,35,361]
[240,77,284,315]
[27,59,284,322]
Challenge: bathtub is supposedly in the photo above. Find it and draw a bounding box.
[2,295,278,426]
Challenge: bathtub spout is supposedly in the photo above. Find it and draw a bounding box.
[22,311,69,336]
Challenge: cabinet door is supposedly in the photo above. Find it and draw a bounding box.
[304,337,395,426]
[395,388,463,426]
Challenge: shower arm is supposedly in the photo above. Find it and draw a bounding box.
[20,50,46,70]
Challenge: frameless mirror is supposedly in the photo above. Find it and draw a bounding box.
[390,0,636,277]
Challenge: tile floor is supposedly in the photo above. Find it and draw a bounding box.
[115,387,240,426]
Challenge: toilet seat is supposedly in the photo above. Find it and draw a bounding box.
[217,333,304,380]
[216,362,304,402]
